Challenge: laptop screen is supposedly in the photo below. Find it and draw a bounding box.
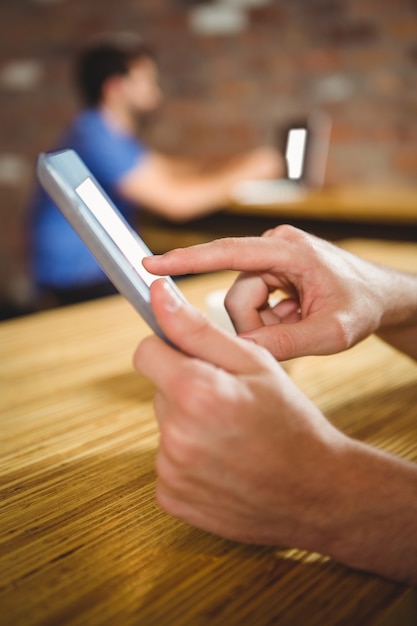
[281,112,331,188]
[286,128,308,180]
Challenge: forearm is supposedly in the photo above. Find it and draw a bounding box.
[120,159,250,222]
[374,267,417,360]
[377,325,417,360]
[152,153,210,176]
[120,147,283,221]
[144,168,244,220]
[160,153,285,219]
[316,438,417,585]
[155,152,251,175]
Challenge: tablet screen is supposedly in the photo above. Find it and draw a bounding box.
[76,177,155,287]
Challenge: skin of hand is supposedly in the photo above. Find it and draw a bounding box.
[142,225,417,361]
[134,279,417,585]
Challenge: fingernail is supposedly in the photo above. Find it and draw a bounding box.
[162,280,183,312]
[143,255,160,265]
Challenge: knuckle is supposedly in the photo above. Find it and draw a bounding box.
[155,448,183,495]
[133,336,156,371]
[155,448,174,485]
[160,420,202,468]
[188,309,213,344]
[223,289,239,318]
[155,484,172,513]
[155,483,191,524]
[157,368,188,406]
[164,360,218,417]
[217,236,244,255]
[215,236,254,270]
[155,481,181,516]
[331,312,356,351]
[262,224,314,248]
[186,375,217,416]
[269,327,299,360]
[271,223,296,238]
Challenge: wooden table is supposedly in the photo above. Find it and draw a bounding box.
[1,240,417,626]
[229,185,417,224]
[139,186,417,255]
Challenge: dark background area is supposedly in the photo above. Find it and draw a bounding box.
[1,0,417,313]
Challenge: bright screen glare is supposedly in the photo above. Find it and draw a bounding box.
[286,128,307,180]
[76,177,156,287]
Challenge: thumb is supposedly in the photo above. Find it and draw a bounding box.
[151,279,261,373]
[239,316,339,361]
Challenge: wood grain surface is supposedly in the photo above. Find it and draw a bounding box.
[1,240,416,626]
[229,186,417,223]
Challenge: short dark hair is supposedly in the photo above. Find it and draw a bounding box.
[74,32,155,107]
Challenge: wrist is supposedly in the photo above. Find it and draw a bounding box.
[374,267,417,359]
[312,436,417,584]
[377,268,417,330]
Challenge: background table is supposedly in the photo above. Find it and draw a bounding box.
[139,186,417,255]
[229,185,417,224]
[1,240,416,626]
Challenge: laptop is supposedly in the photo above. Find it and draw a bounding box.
[232,111,332,204]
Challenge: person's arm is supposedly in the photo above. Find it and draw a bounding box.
[144,152,255,176]
[134,279,417,585]
[142,225,417,360]
[375,278,417,358]
[117,146,284,222]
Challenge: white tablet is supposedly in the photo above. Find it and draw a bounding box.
[37,148,183,344]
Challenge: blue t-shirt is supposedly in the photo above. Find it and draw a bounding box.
[31,109,148,288]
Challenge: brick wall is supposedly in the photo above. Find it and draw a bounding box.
[1,0,417,307]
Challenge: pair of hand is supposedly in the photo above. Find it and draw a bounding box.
[143,224,391,362]
[133,224,417,561]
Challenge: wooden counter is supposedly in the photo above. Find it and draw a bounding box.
[229,185,417,224]
[139,186,417,255]
[1,240,416,626]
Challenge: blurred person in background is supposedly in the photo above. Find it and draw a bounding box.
[29,32,283,308]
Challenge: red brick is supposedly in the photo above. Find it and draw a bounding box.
[319,20,379,46]
[393,149,417,174]
[1,0,417,300]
